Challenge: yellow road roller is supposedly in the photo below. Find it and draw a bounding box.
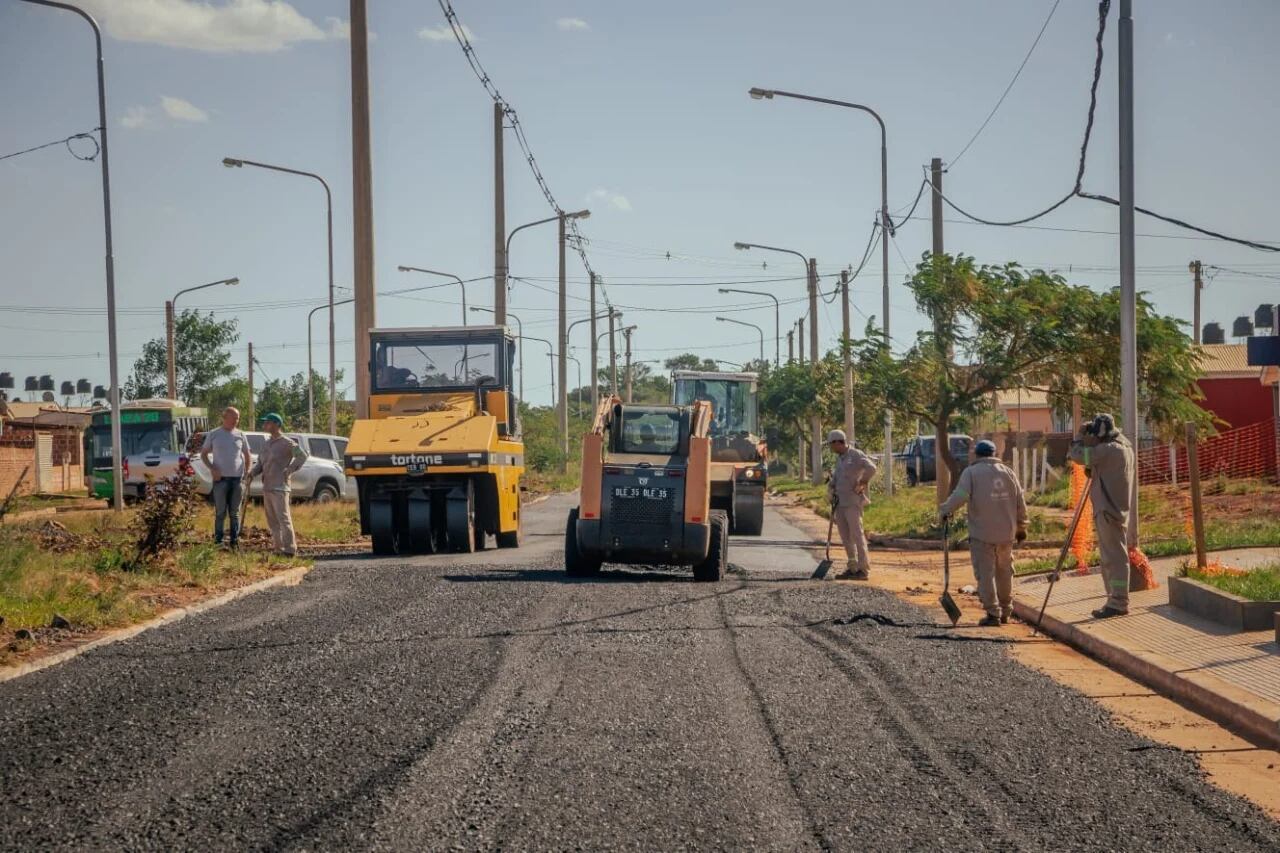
[343,325,524,555]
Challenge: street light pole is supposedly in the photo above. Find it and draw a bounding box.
[308,298,353,432]
[735,240,821,482]
[748,85,893,494]
[1118,0,1139,544]
[715,316,765,365]
[517,335,555,406]
[471,306,523,402]
[167,277,239,401]
[20,0,122,509]
[222,156,337,434]
[396,266,468,324]
[719,288,780,366]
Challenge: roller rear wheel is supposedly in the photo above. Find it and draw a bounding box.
[446,481,476,554]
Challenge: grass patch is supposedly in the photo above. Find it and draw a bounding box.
[1,504,306,664]
[772,475,1063,544]
[1184,563,1280,602]
[289,502,362,543]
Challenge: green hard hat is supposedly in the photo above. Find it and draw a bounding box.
[261,412,284,426]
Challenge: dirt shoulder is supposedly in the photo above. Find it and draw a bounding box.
[775,500,1280,820]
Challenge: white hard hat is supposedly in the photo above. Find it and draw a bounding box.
[827,429,847,443]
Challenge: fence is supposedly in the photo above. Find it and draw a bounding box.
[1137,418,1277,486]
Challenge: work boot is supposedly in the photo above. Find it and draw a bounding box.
[978,614,1001,627]
[852,568,869,580]
[1090,606,1128,619]
[1000,611,1011,625]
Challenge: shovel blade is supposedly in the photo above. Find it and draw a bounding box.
[812,559,834,580]
[940,590,962,626]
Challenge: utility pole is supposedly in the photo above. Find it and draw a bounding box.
[1190,260,1203,344]
[787,329,794,364]
[609,312,618,393]
[557,213,569,470]
[840,270,853,437]
[807,258,821,484]
[931,156,950,503]
[797,318,805,365]
[494,102,507,325]
[247,343,255,427]
[165,300,176,400]
[1118,0,1139,545]
[350,0,376,420]
[589,273,599,412]
[624,327,634,403]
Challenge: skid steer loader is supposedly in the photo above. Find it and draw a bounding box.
[565,396,728,582]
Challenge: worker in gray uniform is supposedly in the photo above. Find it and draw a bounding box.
[938,439,1027,626]
[1068,413,1136,619]
[826,429,877,580]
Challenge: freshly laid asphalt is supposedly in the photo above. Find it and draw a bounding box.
[3,494,1279,850]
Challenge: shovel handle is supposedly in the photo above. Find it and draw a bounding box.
[1034,476,1093,634]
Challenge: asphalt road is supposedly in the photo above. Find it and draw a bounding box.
[3,494,1278,850]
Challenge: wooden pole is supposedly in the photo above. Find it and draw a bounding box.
[1185,422,1207,569]
[350,0,376,418]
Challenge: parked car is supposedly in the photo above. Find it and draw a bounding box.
[188,431,356,502]
[898,434,972,487]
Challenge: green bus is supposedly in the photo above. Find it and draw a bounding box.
[85,400,207,500]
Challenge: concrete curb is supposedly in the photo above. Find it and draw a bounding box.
[0,566,311,685]
[1012,597,1280,751]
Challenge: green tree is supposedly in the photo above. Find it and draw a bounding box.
[854,254,1208,481]
[664,353,720,372]
[124,310,238,403]
[254,369,345,432]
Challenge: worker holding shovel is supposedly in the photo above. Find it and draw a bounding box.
[938,439,1028,627]
[1068,413,1136,619]
[826,429,877,580]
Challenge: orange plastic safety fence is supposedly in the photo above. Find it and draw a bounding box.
[1069,461,1094,573]
[1137,417,1278,486]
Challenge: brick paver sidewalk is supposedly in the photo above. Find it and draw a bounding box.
[1012,548,1280,749]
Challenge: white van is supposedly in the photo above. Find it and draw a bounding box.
[190,431,356,502]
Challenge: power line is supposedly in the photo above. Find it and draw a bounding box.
[436,0,609,306]
[941,0,1109,227]
[1206,265,1280,282]
[1076,193,1280,253]
[0,130,100,163]
[948,0,1062,169]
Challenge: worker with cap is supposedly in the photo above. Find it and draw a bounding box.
[247,413,308,556]
[938,439,1028,626]
[826,429,877,579]
[1068,413,1135,618]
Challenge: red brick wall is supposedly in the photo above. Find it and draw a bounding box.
[0,439,36,497]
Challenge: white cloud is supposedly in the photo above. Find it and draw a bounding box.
[79,0,345,53]
[556,17,590,32]
[160,95,209,122]
[587,188,631,212]
[326,17,350,40]
[419,22,472,42]
[120,105,154,129]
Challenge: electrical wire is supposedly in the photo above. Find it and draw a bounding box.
[1206,265,1280,282]
[437,0,609,306]
[0,130,100,163]
[948,0,1062,170]
[1076,193,1280,253]
[941,0,1109,226]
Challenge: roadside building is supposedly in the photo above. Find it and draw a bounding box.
[0,399,94,496]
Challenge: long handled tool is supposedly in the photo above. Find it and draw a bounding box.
[939,518,962,626]
[1033,476,1093,635]
[812,500,836,579]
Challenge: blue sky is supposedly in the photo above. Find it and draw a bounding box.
[2,0,1278,408]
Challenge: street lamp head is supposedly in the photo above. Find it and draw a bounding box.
[733,242,750,251]
[221,157,243,168]
[715,316,728,323]
[717,288,730,294]
[225,277,240,286]
[396,265,411,272]
[748,87,774,100]
[566,209,591,221]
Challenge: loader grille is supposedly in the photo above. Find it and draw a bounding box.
[609,492,675,528]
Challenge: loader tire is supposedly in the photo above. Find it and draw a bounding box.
[694,510,728,582]
[564,508,601,578]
